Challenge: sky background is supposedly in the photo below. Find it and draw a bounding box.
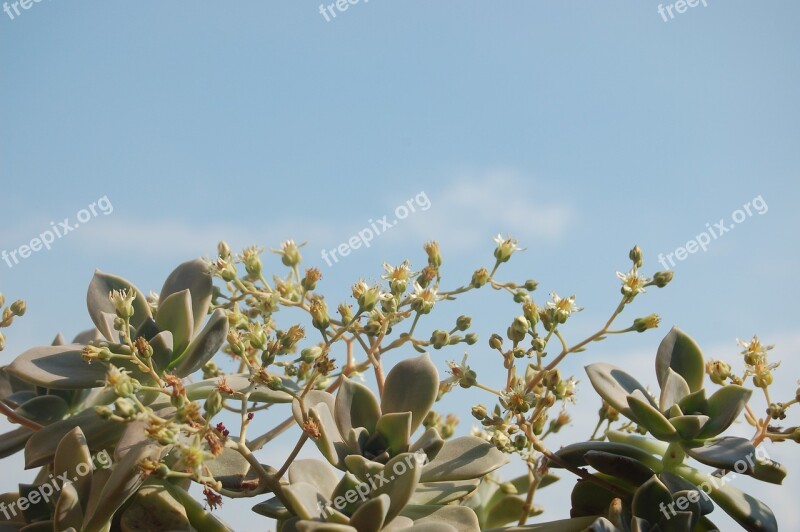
[1,1,799,530]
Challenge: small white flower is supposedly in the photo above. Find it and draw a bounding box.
[616,268,650,297]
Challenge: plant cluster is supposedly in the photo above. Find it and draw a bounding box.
[0,238,795,531]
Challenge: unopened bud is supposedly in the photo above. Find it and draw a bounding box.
[629,245,643,268]
[652,271,674,288]
[9,300,25,317]
[471,268,490,288]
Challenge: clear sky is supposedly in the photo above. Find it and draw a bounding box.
[1,1,798,530]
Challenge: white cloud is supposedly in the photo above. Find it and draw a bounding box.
[390,168,575,251]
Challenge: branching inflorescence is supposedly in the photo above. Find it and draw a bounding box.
[0,238,794,531]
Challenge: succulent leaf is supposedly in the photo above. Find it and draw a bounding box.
[656,327,705,392]
[159,258,213,328]
[381,354,439,434]
[585,363,654,420]
[696,385,752,439]
[87,270,152,341]
[420,436,507,483]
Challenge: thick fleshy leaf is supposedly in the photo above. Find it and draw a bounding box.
[159,259,213,329]
[288,460,340,499]
[87,270,151,341]
[283,482,326,520]
[656,327,705,392]
[553,440,663,472]
[252,497,291,520]
[375,452,425,523]
[0,427,32,459]
[659,471,714,515]
[120,484,191,531]
[632,475,673,523]
[570,478,623,518]
[482,515,600,532]
[186,373,298,403]
[328,471,366,516]
[344,454,385,482]
[420,436,507,482]
[158,481,232,531]
[485,495,542,529]
[18,483,51,523]
[409,480,479,506]
[585,363,654,420]
[335,377,381,449]
[677,388,708,415]
[155,289,194,355]
[25,409,126,468]
[148,330,174,374]
[374,412,412,456]
[583,450,655,485]
[54,483,84,531]
[82,442,164,530]
[659,368,691,412]
[682,437,756,473]
[206,448,256,491]
[169,309,228,377]
[54,427,93,502]
[71,328,103,344]
[751,457,787,485]
[679,466,777,531]
[349,494,391,532]
[15,395,69,425]
[7,346,107,389]
[669,414,710,440]
[293,391,348,467]
[381,354,438,434]
[696,385,752,439]
[627,390,679,442]
[409,427,445,463]
[401,505,480,530]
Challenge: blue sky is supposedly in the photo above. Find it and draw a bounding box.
[1,1,799,530]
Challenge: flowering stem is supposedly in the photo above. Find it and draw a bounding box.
[0,401,42,431]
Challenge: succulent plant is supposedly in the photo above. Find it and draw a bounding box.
[253,354,508,530]
[0,240,796,531]
[541,328,786,531]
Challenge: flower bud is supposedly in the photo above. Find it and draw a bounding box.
[205,390,223,419]
[471,268,490,288]
[274,240,303,267]
[217,241,232,259]
[465,333,478,345]
[456,315,472,331]
[513,289,529,304]
[508,316,530,342]
[524,279,539,291]
[0,332,5,351]
[705,360,731,385]
[114,398,136,418]
[300,346,323,363]
[652,271,674,288]
[522,301,539,325]
[489,334,503,350]
[423,241,442,268]
[431,330,450,350]
[0,293,5,307]
[493,235,523,263]
[629,245,643,268]
[9,300,25,317]
[241,246,263,277]
[472,404,487,420]
[767,403,787,420]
